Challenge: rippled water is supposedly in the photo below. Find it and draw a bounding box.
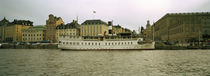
[0,49,210,76]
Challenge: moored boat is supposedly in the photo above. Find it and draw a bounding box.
[58,36,155,50]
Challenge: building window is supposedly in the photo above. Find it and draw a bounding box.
[192,24,195,32]
[186,25,188,32]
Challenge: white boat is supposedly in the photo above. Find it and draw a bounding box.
[58,36,155,50]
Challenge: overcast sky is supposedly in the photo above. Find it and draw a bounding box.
[0,0,210,31]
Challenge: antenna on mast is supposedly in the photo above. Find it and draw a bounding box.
[93,10,96,19]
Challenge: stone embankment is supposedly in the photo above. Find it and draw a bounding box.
[0,44,58,49]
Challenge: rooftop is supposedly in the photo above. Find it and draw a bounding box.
[22,25,45,31]
[10,19,33,26]
[81,19,108,25]
[56,20,80,29]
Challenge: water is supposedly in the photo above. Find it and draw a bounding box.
[0,49,210,76]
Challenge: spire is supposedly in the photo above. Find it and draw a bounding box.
[146,20,150,27]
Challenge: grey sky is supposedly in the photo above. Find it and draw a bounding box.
[0,0,210,31]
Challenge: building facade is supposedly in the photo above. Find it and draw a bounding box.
[0,17,10,42]
[46,14,64,42]
[5,20,33,42]
[153,12,210,43]
[22,26,46,42]
[56,20,80,41]
[80,20,108,36]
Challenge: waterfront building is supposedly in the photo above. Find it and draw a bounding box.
[22,26,46,42]
[80,20,108,36]
[0,17,10,42]
[5,19,33,42]
[46,14,64,42]
[56,20,80,41]
[153,12,210,43]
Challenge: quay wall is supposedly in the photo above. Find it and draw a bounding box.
[0,44,58,49]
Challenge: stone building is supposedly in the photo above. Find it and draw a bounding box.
[22,26,46,42]
[0,17,10,42]
[56,20,80,41]
[46,14,64,42]
[80,20,108,36]
[5,19,33,42]
[153,12,210,43]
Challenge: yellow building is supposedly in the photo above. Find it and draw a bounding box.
[80,20,108,36]
[153,12,210,43]
[5,20,33,42]
[22,26,46,42]
[0,17,10,42]
[56,20,80,40]
[46,14,64,42]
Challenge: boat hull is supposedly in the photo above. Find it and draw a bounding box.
[58,40,155,50]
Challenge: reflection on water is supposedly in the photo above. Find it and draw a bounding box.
[0,49,210,76]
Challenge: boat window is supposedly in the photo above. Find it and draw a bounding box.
[63,42,65,44]
[66,42,68,44]
[125,42,126,45]
[122,42,123,45]
[99,43,100,45]
[112,43,114,45]
[81,42,83,45]
[95,43,97,45]
[77,42,79,45]
[105,43,107,45]
[118,42,120,45]
[131,42,132,44]
[92,43,94,45]
[89,43,90,45]
[109,43,110,45]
